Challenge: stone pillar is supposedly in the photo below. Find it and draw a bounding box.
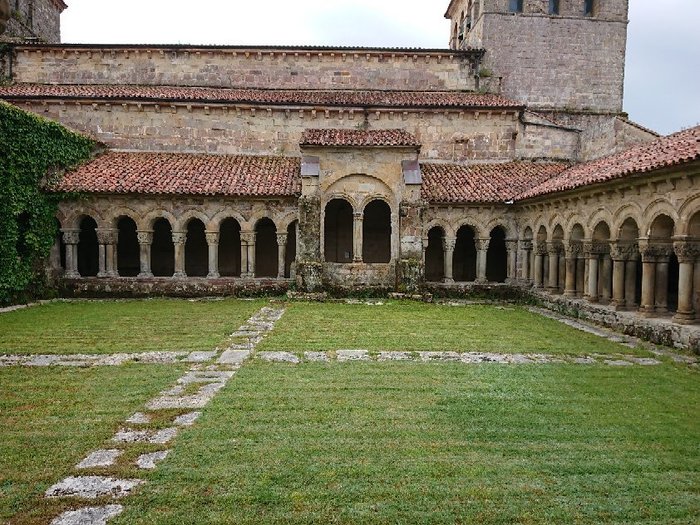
[442,236,456,283]
[534,242,546,288]
[654,248,671,313]
[62,230,80,278]
[673,242,698,323]
[695,259,700,320]
[600,254,613,304]
[136,230,154,278]
[585,243,599,303]
[610,244,626,309]
[240,232,252,278]
[506,240,518,283]
[172,231,187,278]
[624,258,638,309]
[563,243,579,297]
[96,229,116,278]
[277,233,288,279]
[575,257,586,297]
[519,241,532,282]
[558,251,566,293]
[476,238,489,283]
[546,243,560,293]
[639,243,657,316]
[352,212,364,263]
[206,231,220,278]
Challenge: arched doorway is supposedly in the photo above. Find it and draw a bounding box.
[454,225,477,282]
[116,217,140,277]
[324,199,353,263]
[77,216,99,277]
[362,200,391,263]
[255,218,278,278]
[285,221,298,278]
[648,215,677,313]
[151,218,174,277]
[185,219,208,277]
[486,226,507,283]
[219,218,241,277]
[425,226,445,282]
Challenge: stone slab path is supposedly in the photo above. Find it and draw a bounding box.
[45,305,286,525]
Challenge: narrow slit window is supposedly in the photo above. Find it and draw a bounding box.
[584,0,595,16]
[509,0,523,13]
[549,0,560,15]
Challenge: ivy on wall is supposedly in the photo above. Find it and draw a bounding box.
[0,101,95,305]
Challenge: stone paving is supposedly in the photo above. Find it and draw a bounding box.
[45,305,286,525]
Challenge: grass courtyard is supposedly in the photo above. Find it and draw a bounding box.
[0,299,697,524]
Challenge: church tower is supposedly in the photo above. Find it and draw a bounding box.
[0,0,66,43]
[445,0,629,116]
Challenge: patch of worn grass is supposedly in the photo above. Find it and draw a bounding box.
[0,298,265,354]
[0,364,187,524]
[258,302,643,355]
[114,362,700,525]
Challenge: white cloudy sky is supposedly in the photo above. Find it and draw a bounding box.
[61,0,699,135]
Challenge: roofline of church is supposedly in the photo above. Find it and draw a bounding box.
[13,42,484,55]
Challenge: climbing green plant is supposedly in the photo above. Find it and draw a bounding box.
[0,101,95,305]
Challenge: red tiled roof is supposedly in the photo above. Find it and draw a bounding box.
[301,129,420,148]
[517,125,700,200]
[52,151,301,197]
[421,162,568,203]
[0,84,522,109]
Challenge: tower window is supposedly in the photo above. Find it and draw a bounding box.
[509,0,523,13]
[584,0,595,16]
[549,0,560,15]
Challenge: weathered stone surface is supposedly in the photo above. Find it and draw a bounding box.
[337,350,370,362]
[419,351,461,362]
[257,351,300,364]
[173,411,201,426]
[125,412,151,424]
[218,349,250,365]
[50,505,124,525]
[184,351,218,363]
[0,352,187,368]
[604,359,634,367]
[45,477,143,499]
[136,450,170,470]
[377,352,413,361]
[111,427,178,444]
[304,351,330,362]
[177,371,234,384]
[76,450,122,469]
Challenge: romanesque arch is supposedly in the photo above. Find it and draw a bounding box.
[218,217,241,277]
[151,218,174,277]
[77,215,99,277]
[116,216,140,277]
[284,220,298,278]
[486,226,507,283]
[324,198,354,263]
[362,199,391,264]
[185,218,208,277]
[254,217,278,278]
[425,226,445,282]
[454,224,477,282]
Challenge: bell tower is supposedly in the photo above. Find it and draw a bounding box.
[445,0,629,115]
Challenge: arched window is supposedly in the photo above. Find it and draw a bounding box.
[185,219,208,277]
[425,227,445,282]
[151,218,174,277]
[116,217,139,277]
[219,218,241,277]
[285,221,298,278]
[362,200,391,263]
[454,225,477,282]
[77,216,99,277]
[255,218,278,278]
[486,226,507,283]
[509,0,523,13]
[324,199,354,263]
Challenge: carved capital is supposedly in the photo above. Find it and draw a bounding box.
[505,240,518,253]
[353,212,364,221]
[171,231,187,245]
[519,240,533,252]
[546,241,562,256]
[535,242,548,256]
[240,231,256,244]
[566,241,582,257]
[442,237,456,252]
[205,232,220,245]
[62,229,80,245]
[610,242,638,261]
[137,230,154,245]
[276,233,288,246]
[476,238,490,251]
[96,228,116,245]
[674,242,700,264]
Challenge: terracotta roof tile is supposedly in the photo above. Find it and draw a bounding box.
[0,84,522,109]
[300,129,420,148]
[421,162,568,203]
[52,151,301,197]
[517,125,700,200]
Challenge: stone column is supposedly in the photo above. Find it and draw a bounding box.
[600,253,613,304]
[585,243,599,303]
[442,237,456,283]
[95,229,116,278]
[277,233,288,279]
[610,244,626,309]
[506,240,518,283]
[654,248,671,313]
[421,236,429,267]
[240,232,252,278]
[206,231,220,278]
[533,242,546,288]
[558,251,566,293]
[62,230,80,278]
[563,242,580,297]
[476,238,489,283]
[673,242,698,323]
[353,212,364,263]
[519,241,532,282]
[136,230,154,278]
[639,243,657,316]
[695,259,700,320]
[546,243,560,293]
[624,258,638,309]
[575,257,586,297]
[172,231,187,278]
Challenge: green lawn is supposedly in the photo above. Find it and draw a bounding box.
[0,299,265,354]
[258,302,644,355]
[114,361,700,525]
[0,364,187,524]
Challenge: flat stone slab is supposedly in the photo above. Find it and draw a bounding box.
[377,352,413,361]
[125,412,151,424]
[0,352,187,368]
[624,356,662,365]
[420,351,461,362]
[51,505,124,525]
[136,450,170,470]
[177,371,234,384]
[218,349,250,365]
[112,427,178,444]
[173,411,201,426]
[184,351,218,363]
[337,350,369,361]
[45,476,143,499]
[76,449,122,469]
[304,351,330,362]
[257,351,300,364]
[605,359,634,366]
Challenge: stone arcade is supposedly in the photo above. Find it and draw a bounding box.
[0,1,699,327]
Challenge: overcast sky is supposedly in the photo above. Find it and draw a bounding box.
[61,0,699,135]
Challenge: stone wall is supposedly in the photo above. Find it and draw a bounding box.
[516,112,580,161]
[4,0,62,43]
[17,100,521,161]
[11,44,481,91]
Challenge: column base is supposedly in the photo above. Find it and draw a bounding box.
[564,290,577,297]
[673,311,697,324]
[475,278,488,284]
[64,271,80,279]
[654,306,668,314]
[97,271,108,278]
[638,306,656,317]
[173,272,186,279]
[138,272,154,278]
[207,272,221,279]
[443,278,454,284]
